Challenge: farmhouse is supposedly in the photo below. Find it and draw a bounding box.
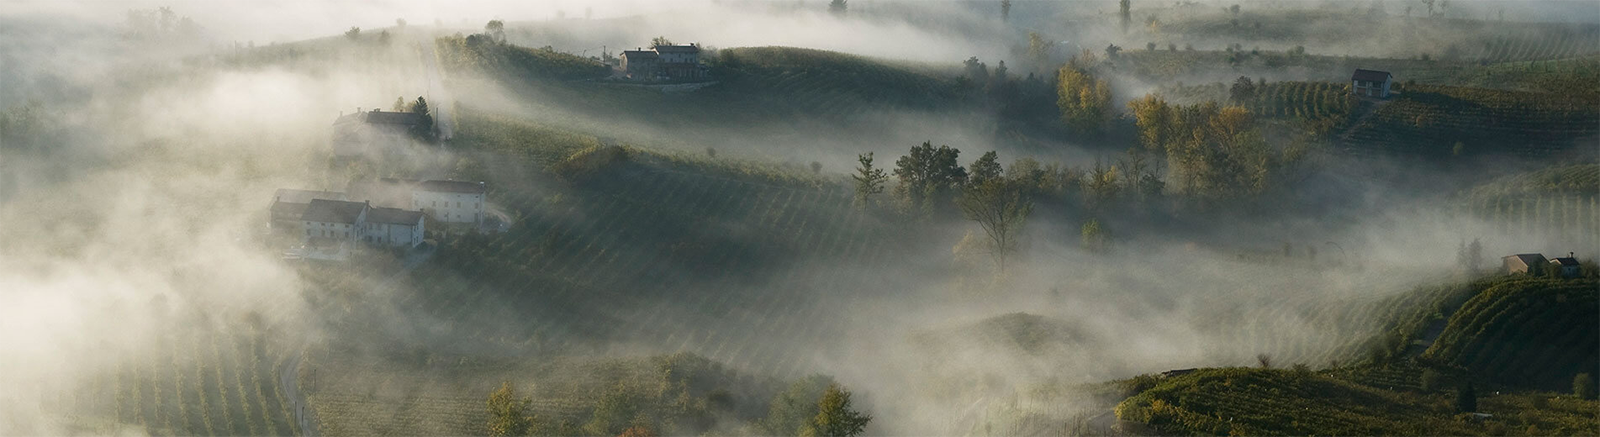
[1351,69,1393,98]
[346,178,489,226]
[302,199,369,242]
[619,50,659,79]
[1503,253,1548,275]
[364,207,425,248]
[270,189,347,232]
[415,180,488,225]
[332,108,430,157]
[1550,253,1581,278]
[618,44,707,81]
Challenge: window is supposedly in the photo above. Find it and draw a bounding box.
[456,201,461,208]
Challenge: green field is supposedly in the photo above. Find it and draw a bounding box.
[1423,278,1599,391]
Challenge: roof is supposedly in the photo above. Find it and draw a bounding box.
[1352,69,1392,82]
[1505,253,1548,265]
[362,110,429,126]
[418,179,486,194]
[366,207,424,225]
[301,199,367,224]
[1553,257,1581,266]
[654,44,700,54]
[271,201,309,219]
[621,50,658,60]
[274,189,347,204]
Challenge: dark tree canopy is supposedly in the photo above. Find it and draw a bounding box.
[893,142,967,212]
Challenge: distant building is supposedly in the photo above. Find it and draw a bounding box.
[364,207,425,248]
[414,180,487,225]
[1351,69,1393,98]
[620,50,660,79]
[618,44,706,81]
[302,199,369,243]
[270,189,348,232]
[1503,253,1549,275]
[1550,253,1581,278]
[332,108,430,157]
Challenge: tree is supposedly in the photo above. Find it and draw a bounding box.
[1128,94,1172,152]
[968,151,1003,186]
[392,97,407,111]
[1420,368,1442,393]
[487,382,534,436]
[344,27,361,40]
[1146,42,1157,51]
[1455,382,1476,413]
[408,97,435,141]
[958,178,1033,272]
[650,36,673,48]
[1119,0,1132,33]
[1420,0,1435,17]
[1027,32,1055,67]
[1256,353,1273,369]
[811,161,823,174]
[1229,4,1240,15]
[802,384,870,437]
[486,20,506,43]
[852,153,888,207]
[1081,219,1108,252]
[764,375,835,435]
[378,30,391,45]
[829,0,848,16]
[396,18,407,28]
[1229,76,1257,103]
[1000,0,1012,21]
[1057,65,1112,133]
[1576,373,1596,400]
[893,142,966,212]
[963,57,990,84]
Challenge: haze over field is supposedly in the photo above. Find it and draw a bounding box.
[2,0,1597,435]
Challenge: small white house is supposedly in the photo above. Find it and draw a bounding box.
[413,180,487,225]
[1351,69,1393,98]
[364,207,425,248]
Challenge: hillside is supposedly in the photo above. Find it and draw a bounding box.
[1115,367,1599,436]
[306,352,782,436]
[1455,164,1600,253]
[1422,278,1599,391]
[434,35,610,81]
[1337,84,1599,158]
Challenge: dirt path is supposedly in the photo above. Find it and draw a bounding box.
[418,38,454,141]
[1336,98,1392,145]
[279,353,318,437]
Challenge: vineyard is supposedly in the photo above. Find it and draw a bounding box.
[301,108,904,433]
[434,35,610,81]
[1337,84,1600,158]
[1456,164,1600,251]
[1114,367,1600,436]
[1422,278,1600,391]
[45,315,301,436]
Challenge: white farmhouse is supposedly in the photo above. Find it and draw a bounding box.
[364,207,425,248]
[270,189,347,232]
[301,199,369,242]
[413,180,487,225]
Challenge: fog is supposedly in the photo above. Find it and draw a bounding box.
[2,0,1596,435]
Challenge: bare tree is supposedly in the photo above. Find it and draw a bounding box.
[957,179,1033,272]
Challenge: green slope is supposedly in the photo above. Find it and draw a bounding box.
[1422,278,1600,391]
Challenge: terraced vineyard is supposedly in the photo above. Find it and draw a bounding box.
[302,109,901,433]
[52,316,301,436]
[1115,367,1600,436]
[1457,165,1600,250]
[1422,278,1599,391]
[1339,84,1600,158]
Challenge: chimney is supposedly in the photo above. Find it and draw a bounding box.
[1571,252,1576,258]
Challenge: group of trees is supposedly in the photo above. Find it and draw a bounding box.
[487,375,870,436]
[1056,52,1114,134]
[1127,94,1305,201]
[389,96,436,141]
